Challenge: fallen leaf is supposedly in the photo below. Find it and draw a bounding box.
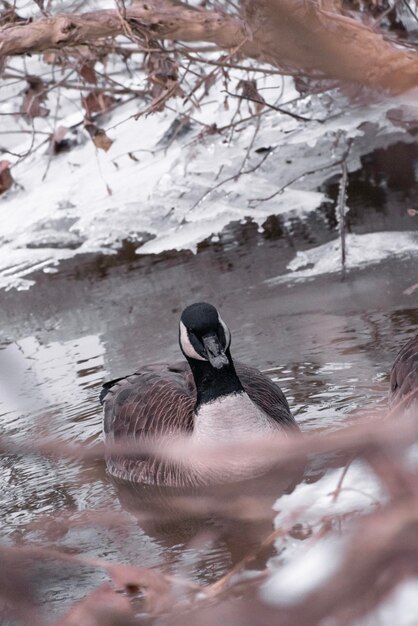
[78,61,97,84]
[85,123,114,152]
[21,77,49,119]
[82,91,116,116]
[42,51,70,67]
[237,79,265,113]
[0,160,14,194]
[146,52,183,106]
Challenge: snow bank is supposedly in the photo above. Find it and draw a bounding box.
[2,49,417,290]
[267,231,418,284]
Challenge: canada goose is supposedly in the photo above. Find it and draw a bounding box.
[102,302,298,486]
[389,333,418,412]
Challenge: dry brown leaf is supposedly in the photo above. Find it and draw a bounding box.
[42,51,70,67]
[203,71,218,96]
[82,90,116,116]
[54,584,135,626]
[0,160,14,194]
[78,61,97,84]
[21,77,49,119]
[146,52,184,106]
[237,79,265,113]
[85,123,113,151]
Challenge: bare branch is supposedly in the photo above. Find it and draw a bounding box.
[1,0,418,92]
[0,2,246,57]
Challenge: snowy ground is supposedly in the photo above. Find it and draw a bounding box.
[263,459,418,626]
[2,49,418,290]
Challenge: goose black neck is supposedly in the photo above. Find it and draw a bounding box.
[187,350,244,409]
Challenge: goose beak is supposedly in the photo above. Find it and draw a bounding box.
[202,333,229,369]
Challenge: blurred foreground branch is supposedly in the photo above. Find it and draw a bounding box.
[1,0,418,92]
[2,394,418,625]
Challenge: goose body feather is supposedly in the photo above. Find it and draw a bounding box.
[102,360,297,485]
[389,333,418,411]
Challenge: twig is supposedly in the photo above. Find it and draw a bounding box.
[236,113,261,177]
[331,453,356,503]
[402,0,418,23]
[373,0,401,30]
[181,53,291,75]
[248,159,343,206]
[223,89,325,124]
[188,144,274,212]
[336,138,352,277]
[42,68,62,182]
[205,525,286,598]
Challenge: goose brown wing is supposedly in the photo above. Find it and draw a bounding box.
[102,362,195,483]
[389,334,418,408]
[103,362,195,440]
[235,362,299,431]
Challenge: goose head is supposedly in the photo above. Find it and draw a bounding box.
[179,302,231,370]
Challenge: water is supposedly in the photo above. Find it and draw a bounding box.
[0,234,416,620]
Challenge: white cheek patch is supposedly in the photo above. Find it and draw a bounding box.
[218,316,231,350]
[179,321,206,361]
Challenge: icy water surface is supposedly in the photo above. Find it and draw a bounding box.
[0,243,417,618]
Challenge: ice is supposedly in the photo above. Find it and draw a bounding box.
[267,232,418,284]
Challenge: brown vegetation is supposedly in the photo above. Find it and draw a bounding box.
[1,386,418,624]
[1,0,418,92]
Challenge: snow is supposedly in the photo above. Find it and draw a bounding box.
[263,535,344,606]
[267,232,418,284]
[2,47,418,290]
[359,580,418,626]
[0,74,326,290]
[262,458,418,624]
[262,461,385,604]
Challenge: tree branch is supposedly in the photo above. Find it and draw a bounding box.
[1,0,418,93]
[0,1,247,57]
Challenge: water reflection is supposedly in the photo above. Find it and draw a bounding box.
[111,463,304,585]
[0,333,105,442]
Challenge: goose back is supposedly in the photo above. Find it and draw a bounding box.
[102,360,297,485]
[389,333,418,410]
